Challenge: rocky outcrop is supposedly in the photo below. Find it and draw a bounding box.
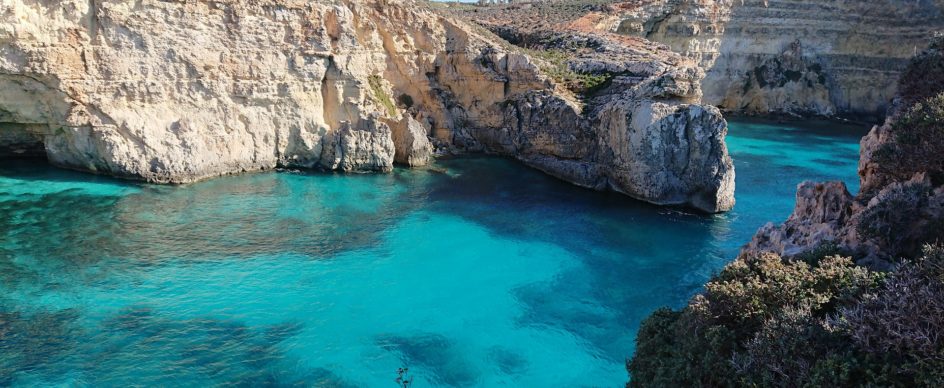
[594,98,734,211]
[742,40,944,265]
[617,0,944,118]
[0,0,734,212]
[319,116,395,172]
[744,181,856,258]
[442,2,735,211]
[390,114,433,167]
[467,0,944,118]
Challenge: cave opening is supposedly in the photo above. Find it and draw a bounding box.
[0,122,48,161]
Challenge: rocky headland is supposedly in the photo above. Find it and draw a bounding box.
[0,0,734,212]
[628,38,944,386]
[452,0,944,119]
[743,39,944,268]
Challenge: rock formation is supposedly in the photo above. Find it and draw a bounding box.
[457,0,944,119]
[0,0,735,212]
[389,114,433,167]
[742,39,944,266]
[612,0,944,118]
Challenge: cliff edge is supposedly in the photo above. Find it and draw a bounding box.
[743,38,944,266]
[0,0,734,212]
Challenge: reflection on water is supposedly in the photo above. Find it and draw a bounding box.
[0,119,865,386]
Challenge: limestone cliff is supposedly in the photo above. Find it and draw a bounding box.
[0,0,735,212]
[459,0,943,118]
[614,0,944,118]
[742,39,944,266]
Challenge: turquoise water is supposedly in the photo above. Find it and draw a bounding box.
[0,119,865,387]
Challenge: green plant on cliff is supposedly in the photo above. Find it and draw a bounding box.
[628,252,880,387]
[367,75,397,116]
[836,245,944,385]
[522,48,610,95]
[628,245,944,387]
[871,92,944,187]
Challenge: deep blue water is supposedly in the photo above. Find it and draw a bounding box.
[0,119,865,387]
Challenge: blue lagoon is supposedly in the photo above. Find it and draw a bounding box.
[0,119,865,386]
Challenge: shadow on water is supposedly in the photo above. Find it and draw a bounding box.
[423,156,731,360]
[0,160,142,190]
[0,118,867,386]
[0,302,357,386]
[0,162,444,286]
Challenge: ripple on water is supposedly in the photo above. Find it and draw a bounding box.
[0,119,867,386]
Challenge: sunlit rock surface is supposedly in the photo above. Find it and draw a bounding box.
[0,0,735,211]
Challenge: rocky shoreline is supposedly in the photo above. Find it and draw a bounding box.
[628,36,944,387]
[0,0,735,212]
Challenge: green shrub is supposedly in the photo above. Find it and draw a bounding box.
[855,178,935,256]
[522,48,611,95]
[699,254,877,335]
[367,75,397,116]
[628,252,880,387]
[628,308,740,387]
[629,246,944,386]
[871,93,944,186]
[836,245,944,385]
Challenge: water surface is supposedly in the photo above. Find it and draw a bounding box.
[0,119,865,386]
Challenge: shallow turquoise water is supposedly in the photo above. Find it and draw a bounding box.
[0,119,865,387]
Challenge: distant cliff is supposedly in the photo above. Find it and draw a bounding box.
[617,0,944,119]
[457,0,943,117]
[743,37,944,266]
[628,37,944,387]
[0,0,735,212]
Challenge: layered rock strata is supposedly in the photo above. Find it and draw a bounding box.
[742,41,944,266]
[459,0,944,118]
[613,0,944,118]
[0,0,735,212]
[446,2,735,211]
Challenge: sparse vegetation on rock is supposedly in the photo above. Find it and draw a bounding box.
[629,245,944,387]
[521,48,611,95]
[871,93,944,186]
[631,36,944,386]
[899,35,944,106]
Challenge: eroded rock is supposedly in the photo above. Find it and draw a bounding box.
[390,114,433,167]
[742,41,944,264]
[0,0,735,212]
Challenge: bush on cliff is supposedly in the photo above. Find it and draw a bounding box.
[628,246,944,387]
[899,35,944,105]
[854,177,944,258]
[522,48,611,95]
[871,92,944,187]
[627,252,880,387]
[836,245,944,385]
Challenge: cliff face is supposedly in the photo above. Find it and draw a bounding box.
[629,39,944,387]
[0,0,735,212]
[618,0,944,118]
[742,39,944,266]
